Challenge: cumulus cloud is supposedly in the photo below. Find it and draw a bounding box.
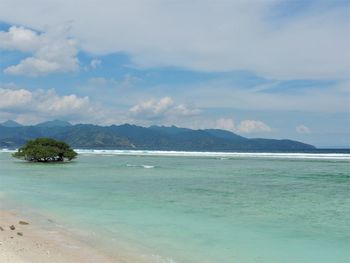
[216,118,272,134]
[35,90,90,115]
[130,97,174,119]
[130,97,200,120]
[237,120,272,133]
[0,25,39,51]
[0,26,79,76]
[0,1,348,79]
[296,125,311,134]
[0,86,92,123]
[0,88,32,109]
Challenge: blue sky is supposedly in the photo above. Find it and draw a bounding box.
[0,0,349,147]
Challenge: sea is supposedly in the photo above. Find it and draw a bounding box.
[0,149,349,263]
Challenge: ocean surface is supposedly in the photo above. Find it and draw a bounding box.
[0,150,349,263]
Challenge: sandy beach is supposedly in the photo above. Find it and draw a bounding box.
[0,210,118,262]
[0,210,151,263]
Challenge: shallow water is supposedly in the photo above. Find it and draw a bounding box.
[1,151,349,262]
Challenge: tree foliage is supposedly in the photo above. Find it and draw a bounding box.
[13,138,77,162]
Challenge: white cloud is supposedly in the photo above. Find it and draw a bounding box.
[0,25,39,51]
[296,125,311,134]
[215,118,236,132]
[5,58,62,76]
[215,118,272,134]
[90,58,101,69]
[237,120,272,133]
[130,97,200,120]
[184,79,350,114]
[130,97,174,119]
[0,1,348,79]
[0,26,79,76]
[0,88,32,109]
[35,90,90,115]
[0,87,92,123]
[172,104,201,116]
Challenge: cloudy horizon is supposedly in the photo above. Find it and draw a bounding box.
[0,0,349,147]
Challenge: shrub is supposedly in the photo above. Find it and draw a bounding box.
[13,138,77,162]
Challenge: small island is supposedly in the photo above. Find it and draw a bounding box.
[13,138,77,162]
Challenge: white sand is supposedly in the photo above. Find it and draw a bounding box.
[0,211,152,263]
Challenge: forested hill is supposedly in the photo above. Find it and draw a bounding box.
[0,121,315,151]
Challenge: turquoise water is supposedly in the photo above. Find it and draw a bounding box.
[0,151,349,262]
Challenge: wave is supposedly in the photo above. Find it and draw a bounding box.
[143,165,155,169]
[75,149,350,160]
[2,148,350,160]
[126,164,155,169]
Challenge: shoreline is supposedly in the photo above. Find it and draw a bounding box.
[0,210,153,263]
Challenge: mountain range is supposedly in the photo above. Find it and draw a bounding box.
[0,120,315,151]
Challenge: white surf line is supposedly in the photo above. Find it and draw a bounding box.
[74,149,350,160]
[2,148,349,160]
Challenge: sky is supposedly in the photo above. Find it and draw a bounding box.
[0,0,349,147]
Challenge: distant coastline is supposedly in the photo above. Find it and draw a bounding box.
[0,120,315,151]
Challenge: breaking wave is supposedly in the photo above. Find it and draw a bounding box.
[2,148,349,160]
[126,164,155,169]
[75,149,350,160]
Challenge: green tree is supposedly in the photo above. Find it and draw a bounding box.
[13,138,77,162]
